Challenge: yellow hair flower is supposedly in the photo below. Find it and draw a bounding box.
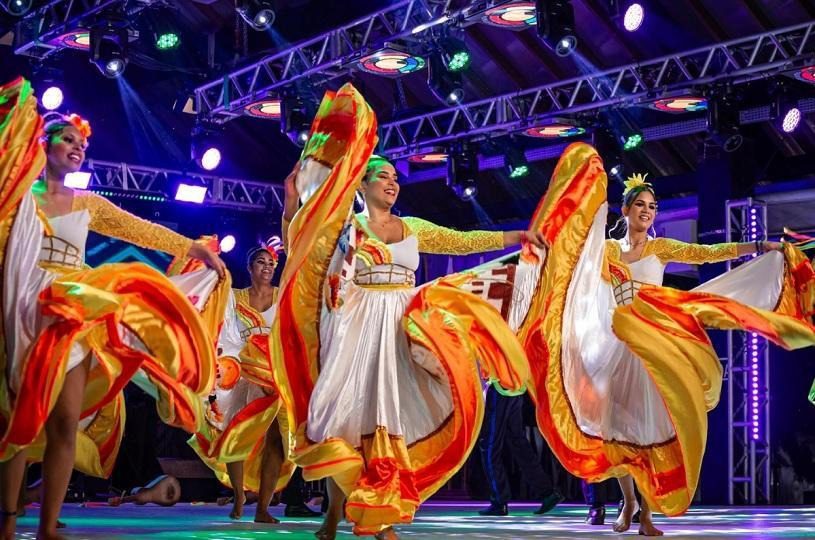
[623,172,652,197]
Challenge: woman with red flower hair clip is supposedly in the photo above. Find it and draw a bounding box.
[188,241,319,523]
[0,79,228,540]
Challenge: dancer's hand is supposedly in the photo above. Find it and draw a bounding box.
[188,243,227,277]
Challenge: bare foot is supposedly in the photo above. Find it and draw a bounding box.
[638,511,664,536]
[254,509,280,524]
[315,514,339,539]
[613,502,640,533]
[375,527,399,540]
[230,495,245,520]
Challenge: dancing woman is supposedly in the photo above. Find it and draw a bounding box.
[190,245,303,523]
[260,85,540,539]
[0,79,227,540]
[516,144,815,536]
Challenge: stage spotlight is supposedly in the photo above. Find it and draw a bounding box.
[780,106,801,133]
[175,183,207,204]
[41,86,64,111]
[707,92,743,153]
[280,94,312,148]
[622,133,643,151]
[156,32,180,50]
[536,0,578,57]
[506,147,530,178]
[237,0,275,30]
[428,53,464,106]
[439,36,471,73]
[1,0,32,16]
[447,143,479,200]
[593,127,624,179]
[774,92,802,134]
[64,171,91,190]
[220,235,237,253]
[191,123,223,170]
[90,24,129,79]
[623,3,644,32]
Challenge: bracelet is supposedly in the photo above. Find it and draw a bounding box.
[755,240,763,254]
[0,510,16,517]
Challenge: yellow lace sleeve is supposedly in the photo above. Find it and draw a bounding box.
[74,192,193,257]
[649,237,739,265]
[403,216,505,255]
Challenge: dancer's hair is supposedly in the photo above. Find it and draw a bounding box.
[246,246,279,269]
[362,155,392,182]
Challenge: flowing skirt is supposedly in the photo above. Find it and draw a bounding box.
[0,79,227,474]
[520,142,815,517]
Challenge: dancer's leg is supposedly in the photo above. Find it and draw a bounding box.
[638,492,664,536]
[315,478,345,540]
[613,475,640,533]
[254,421,283,524]
[0,451,27,540]
[38,356,90,540]
[226,461,246,519]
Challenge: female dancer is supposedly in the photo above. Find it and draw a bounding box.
[190,245,299,523]
[266,84,541,539]
[516,145,815,536]
[0,79,226,540]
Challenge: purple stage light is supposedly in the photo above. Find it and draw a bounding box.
[220,235,236,253]
[623,3,644,32]
[200,147,221,171]
[41,86,64,111]
[175,183,207,204]
[64,171,91,189]
[781,107,801,133]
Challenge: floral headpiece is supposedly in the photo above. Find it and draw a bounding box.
[65,113,92,138]
[248,236,283,267]
[622,173,652,197]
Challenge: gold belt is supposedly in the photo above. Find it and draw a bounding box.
[40,235,83,270]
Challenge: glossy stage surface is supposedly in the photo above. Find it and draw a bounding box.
[15,501,815,538]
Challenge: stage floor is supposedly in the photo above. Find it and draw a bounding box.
[15,502,815,538]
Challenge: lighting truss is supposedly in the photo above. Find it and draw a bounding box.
[379,20,815,157]
[725,199,771,505]
[12,0,154,59]
[193,0,504,120]
[84,160,283,212]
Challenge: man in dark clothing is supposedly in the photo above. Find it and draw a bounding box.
[477,386,563,516]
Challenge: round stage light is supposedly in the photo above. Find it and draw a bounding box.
[650,96,708,113]
[556,35,578,57]
[41,86,64,111]
[462,184,477,200]
[244,98,281,119]
[609,164,623,177]
[220,235,237,253]
[481,2,536,28]
[358,50,426,77]
[2,0,32,16]
[794,65,815,84]
[447,51,471,72]
[238,1,275,31]
[781,107,801,133]
[56,30,90,50]
[623,3,644,32]
[200,147,222,171]
[623,133,643,151]
[509,164,529,178]
[523,124,586,138]
[156,32,180,50]
[104,58,125,78]
[447,88,464,104]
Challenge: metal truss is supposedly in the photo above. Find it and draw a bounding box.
[379,20,815,157]
[725,199,771,505]
[12,0,153,59]
[193,0,497,120]
[85,159,283,212]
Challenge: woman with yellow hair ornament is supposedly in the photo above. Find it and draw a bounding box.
[517,159,815,536]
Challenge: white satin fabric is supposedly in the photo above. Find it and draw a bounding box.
[3,195,218,400]
[306,234,453,448]
[207,291,276,432]
[561,204,785,446]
